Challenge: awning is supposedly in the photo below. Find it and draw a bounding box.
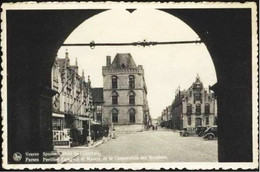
[92,121,101,125]
[78,116,91,121]
[52,113,65,118]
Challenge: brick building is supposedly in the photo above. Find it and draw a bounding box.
[102,53,151,132]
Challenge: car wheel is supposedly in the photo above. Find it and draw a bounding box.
[207,135,214,140]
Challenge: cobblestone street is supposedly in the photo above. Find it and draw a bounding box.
[57,128,217,163]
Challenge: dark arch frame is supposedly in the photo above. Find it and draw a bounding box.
[6,8,253,163]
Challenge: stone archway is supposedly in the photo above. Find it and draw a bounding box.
[6,9,252,163]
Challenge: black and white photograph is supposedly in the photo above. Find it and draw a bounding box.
[1,2,258,170]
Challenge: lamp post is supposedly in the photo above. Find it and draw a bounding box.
[110,112,115,139]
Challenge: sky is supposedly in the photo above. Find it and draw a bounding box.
[57,8,217,119]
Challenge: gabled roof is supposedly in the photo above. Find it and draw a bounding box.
[91,88,104,103]
[111,53,137,68]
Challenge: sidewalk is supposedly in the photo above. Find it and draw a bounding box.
[54,136,111,150]
[75,137,111,149]
[147,126,180,132]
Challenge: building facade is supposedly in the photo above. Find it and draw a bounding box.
[181,75,217,129]
[51,50,93,146]
[160,106,172,129]
[91,88,104,124]
[160,75,217,130]
[102,53,150,132]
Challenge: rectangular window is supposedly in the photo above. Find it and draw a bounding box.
[97,114,102,122]
[112,77,117,89]
[206,116,209,125]
[97,106,102,114]
[195,105,201,115]
[129,76,135,89]
[194,94,201,101]
[214,117,217,125]
[205,105,210,114]
[52,118,61,130]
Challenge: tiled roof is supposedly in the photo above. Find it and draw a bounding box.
[111,53,137,68]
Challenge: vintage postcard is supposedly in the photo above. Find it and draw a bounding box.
[1,1,258,170]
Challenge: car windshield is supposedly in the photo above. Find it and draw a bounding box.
[204,127,211,133]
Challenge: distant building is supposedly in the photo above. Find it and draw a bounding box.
[102,53,151,132]
[51,50,92,146]
[160,75,217,130]
[160,106,172,128]
[91,88,104,124]
[172,75,217,130]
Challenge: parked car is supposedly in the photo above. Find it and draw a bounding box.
[203,126,218,140]
[180,127,196,137]
[196,126,208,137]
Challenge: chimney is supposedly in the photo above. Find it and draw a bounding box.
[106,56,111,66]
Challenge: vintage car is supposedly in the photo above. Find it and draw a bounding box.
[196,126,209,137]
[179,127,196,137]
[203,126,218,140]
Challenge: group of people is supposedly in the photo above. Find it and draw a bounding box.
[150,125,158,130]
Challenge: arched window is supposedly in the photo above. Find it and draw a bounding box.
[205,103,210,114]
[188,116,191,125]
[112,91,118,105]
[112,108,118,123]
[195,104,201,115]
[129,75,135,89]
[187,104,192,115]
[129,108,136,123]
[129,91,135,105]
[112,76,118,89]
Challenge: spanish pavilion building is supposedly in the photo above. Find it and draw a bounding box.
[102,53,151,132]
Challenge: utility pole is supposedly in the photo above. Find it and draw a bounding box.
[111,112,115,139]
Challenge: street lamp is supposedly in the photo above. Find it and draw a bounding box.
[110,112,115,139]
